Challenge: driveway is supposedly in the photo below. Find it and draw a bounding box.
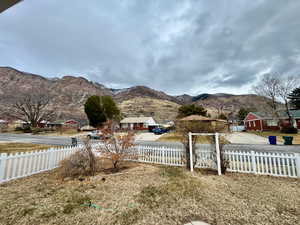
[135,132,162,141]
[225,132,275,144]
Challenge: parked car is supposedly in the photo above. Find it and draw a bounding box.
[87,130,102,139]
[152,127,168,135]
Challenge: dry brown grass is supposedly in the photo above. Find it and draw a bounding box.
[36,129,80,136]
[0,142,50,154]
[0,163,299,225]
[251,131,300,144]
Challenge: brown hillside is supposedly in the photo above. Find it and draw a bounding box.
[0,67,269,123]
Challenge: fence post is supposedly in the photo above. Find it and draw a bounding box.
[251,150,257,174]
[0,153,8,182]
[188,132,193,172]
[295,153,300,178]
[215,133,222,176]
[48,148,55,169]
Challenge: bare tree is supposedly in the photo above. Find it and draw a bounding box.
[8,88,55,127]
[209,100,226,117]
[253,74,280,117]
[278,76,299,127]
[97,121,137,171]
[253,73,299,128]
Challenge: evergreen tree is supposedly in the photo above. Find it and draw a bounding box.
[237,108,250,121]
[218,113,228,120]
[288,87,300,109]
[178,104,207,118]
[84,95,120,127]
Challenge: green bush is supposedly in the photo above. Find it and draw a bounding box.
[280,127,298,134]
[14,127,24,131]
[15,126,32,133]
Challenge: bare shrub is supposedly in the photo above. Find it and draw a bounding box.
[59,139,97,179]
[97,121,137,171]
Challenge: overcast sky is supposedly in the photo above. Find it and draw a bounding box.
[1,0,300,95]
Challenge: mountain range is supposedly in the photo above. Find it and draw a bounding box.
[0,67,267,123]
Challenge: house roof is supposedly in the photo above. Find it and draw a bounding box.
[180,115,215,121]
[248,110,300,120]
[120,117,155,124]
[289,110,300,118]
[80,125,96,131]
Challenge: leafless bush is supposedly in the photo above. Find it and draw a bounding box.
[97,121,137,171]
[59,139,97,179]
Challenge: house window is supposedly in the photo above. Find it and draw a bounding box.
[267,120,277,126]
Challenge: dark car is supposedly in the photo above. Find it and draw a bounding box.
[152,127,168,135]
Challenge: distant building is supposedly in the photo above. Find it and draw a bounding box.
[244,110,300,131]
[11,120,28,128]
[80,125,96,131]
[179,115,229,132]
[120,117,158,130]
[47,119,79,130]
[0,120,8,131]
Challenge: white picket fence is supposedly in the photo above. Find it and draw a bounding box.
[224,150,300,178]
[1,143,300,183]
[0,145,80,183]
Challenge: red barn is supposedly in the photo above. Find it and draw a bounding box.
[244,110,300,131]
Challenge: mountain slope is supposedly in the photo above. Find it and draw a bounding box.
[0,67,268,122]
[113,85,180,103]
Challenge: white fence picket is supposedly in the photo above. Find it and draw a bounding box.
[0,143,299,183]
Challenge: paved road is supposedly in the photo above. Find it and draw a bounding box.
[0,133,299,153]
[0,133,74,146]
[0,133,162,146]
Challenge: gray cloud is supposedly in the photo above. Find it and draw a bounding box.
[1,0,300,95]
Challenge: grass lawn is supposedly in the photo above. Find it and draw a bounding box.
[0,143,51,154]
[37,129,81,136]
[4,128,81,136]
[251,131,300,144]
[0,163,299,225]
[158,132,229,144]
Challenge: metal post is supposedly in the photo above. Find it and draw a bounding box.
[0,153,8,183]
[188,132,193,172]
[215,133,221,175]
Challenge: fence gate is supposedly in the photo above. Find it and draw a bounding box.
[188,132,221,175]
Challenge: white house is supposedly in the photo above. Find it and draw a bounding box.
[120,117,158,130]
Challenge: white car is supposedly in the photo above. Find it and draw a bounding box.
[87,130,103,139]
